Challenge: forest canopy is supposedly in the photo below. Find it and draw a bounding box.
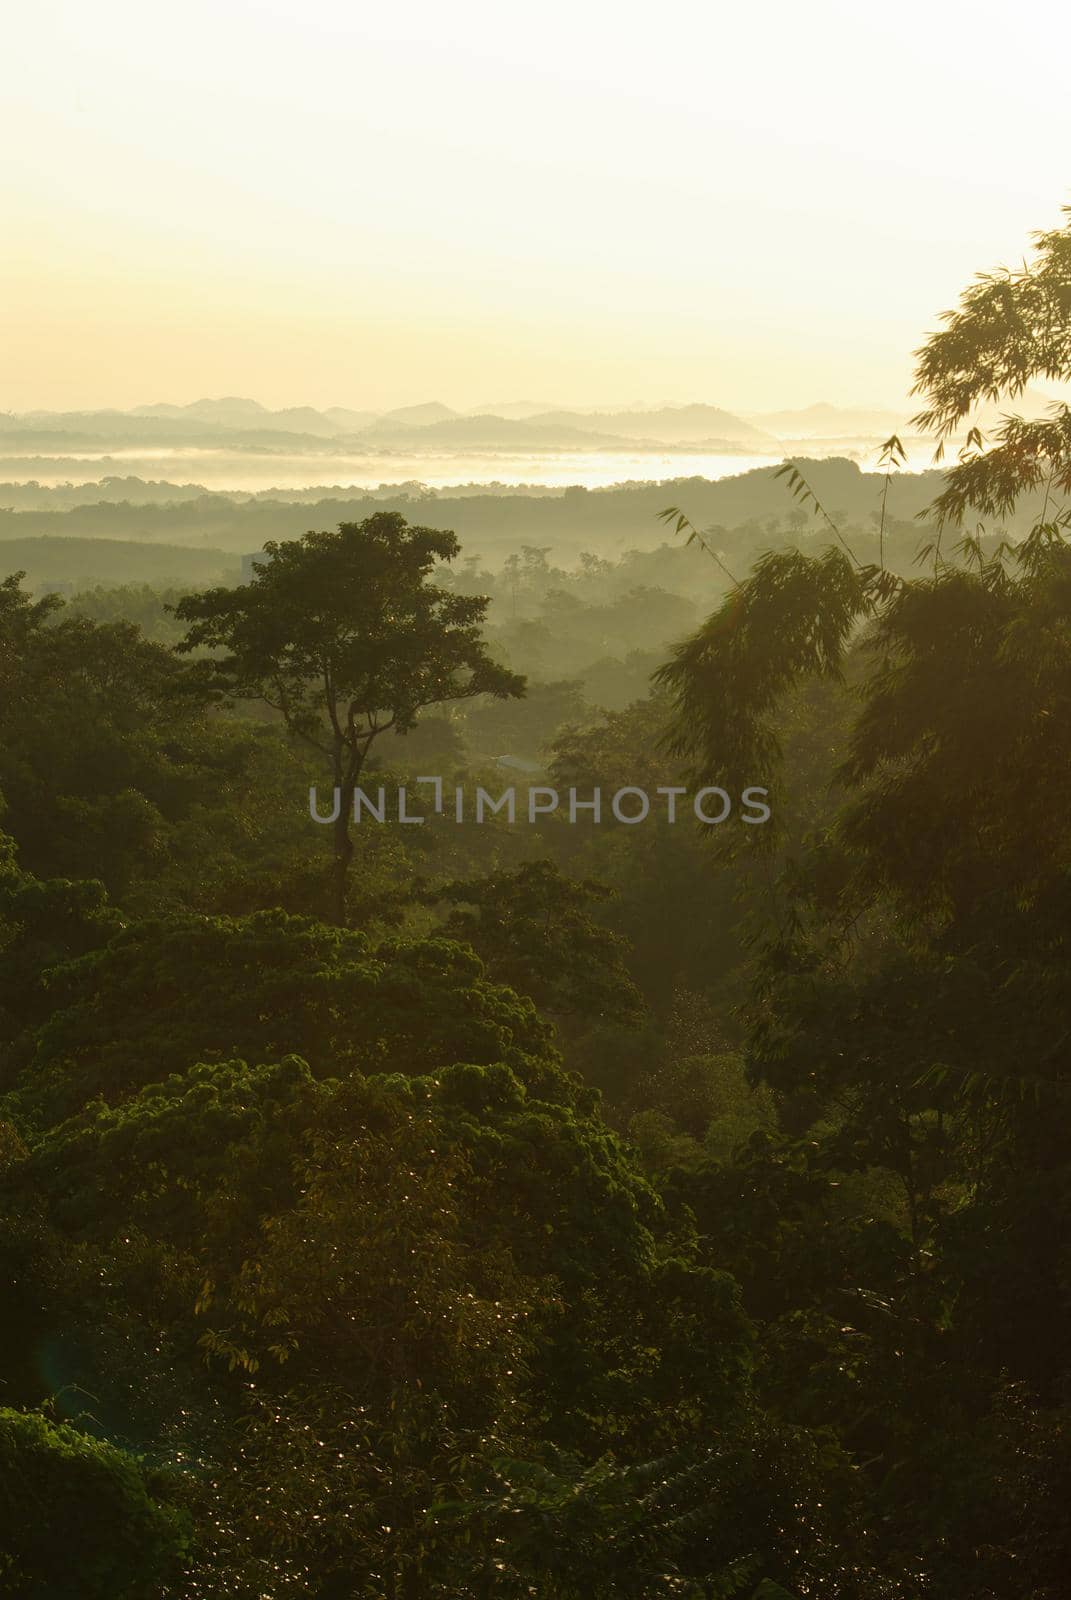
[3,210,1071,1598]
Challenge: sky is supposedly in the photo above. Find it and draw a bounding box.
[4,0,1071,415]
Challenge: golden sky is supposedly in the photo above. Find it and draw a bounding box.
[5,0,1071,414]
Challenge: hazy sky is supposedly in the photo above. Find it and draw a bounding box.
[4,0,1071,414]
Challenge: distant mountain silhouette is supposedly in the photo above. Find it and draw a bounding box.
[11,392,1063,457]
[323,406,380,431]
[379,402,458,426]
[529,404,773,446]
[471,400,562,419]
[356,414,634,449]
[0,397,772,452]
[750,402,909,438]
[130,398,342,437]
[751,390,1070,439]
[131,397,270,423]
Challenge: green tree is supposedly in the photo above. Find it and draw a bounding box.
[0,574,228,900]
[172,513,524,925]
[10,1047,768,1597]
[0,1407,190,1599]
[0,826,119,1050]
[426,860,644,1026]
[911,204,1071,531]
[649,206,1071,1598]
[2,907,564,1129]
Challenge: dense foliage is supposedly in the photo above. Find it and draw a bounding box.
[3,214,1071,1595]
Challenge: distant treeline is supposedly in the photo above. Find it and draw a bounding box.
[0,458,1042,563]
[1,458,1051,619]
[0,537,239,589]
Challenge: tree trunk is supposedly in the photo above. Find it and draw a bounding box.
[330,739,362,927]
[331,807,353,927]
